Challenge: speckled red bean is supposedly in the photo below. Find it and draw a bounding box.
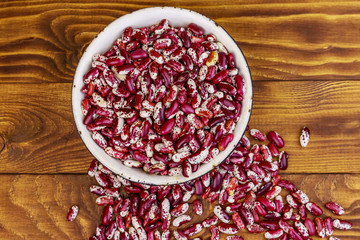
[249,129,267,141]
[264,229,284,239]
[194,179,205,195]
[267,131,285,148]
[288,228,303,240]
[303,218,316,236]
[187,23,204,36]
[324,217,334,236]
[202,215,219,228]
[315,217,326,238]
[210,225,220,240]
[218,133,234,151]
[278,151,288,170]
[193,199,203,215]
[298,204,307,220]
[277,179,295,191]
[326,202,345,215]
[218,223,238,234]
[247,223,265,233]
[238,206,254,225]
[232,212,246,230]
[101,205,113,225]
[67,205,79,222]
[333,219,352,230]
[300,126,310,147]
[214,205,231,224]
[183,223,203,237]
[306,202,323,216]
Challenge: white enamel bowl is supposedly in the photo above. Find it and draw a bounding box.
[72,7,252,185]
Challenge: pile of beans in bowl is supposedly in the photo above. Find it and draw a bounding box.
[80,19,244,177]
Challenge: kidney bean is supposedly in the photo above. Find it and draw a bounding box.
[286,194,300,209]
[210,225,219,240]
[144,221,162,232]
[315,217,326,238]
[226,52,235,68]
[172,214,191,227]
[96,196,114,206]
[294,220,309,239]
[292,189,309,205]
[324,217,334,236]
[264,229,283,239]
[298,204,307,220]
[173,229,187,240]
[179,102,194,114]
[304,218,316,236]
[267,131,285,148]
[267,143,279,158]
[192,179,204,195]
[278,151,288,170]
[183,223,203,237]
[101,205,113,225]
[213,205,231,224]
[229,212,245,230]
[300,126,310,147]
[258,220,279,231]
[257,182,274,196]
[83,107,97,125]
[67,205,79,222]
[187,23,204,36]
[326,202,345,215]
[306,202,323,216]
[218,133,234,151]
[171,202,189,217]
[247,223,265,233]
[277,219,293,234]
[236,182,254,193]
[333,219,352,230]
[219,98,236,111]
[90,185,105,196]
[277,179,296,191]
[128,48,147,61]
[242,190,256,210]
[129,195,139,216]
[249,129,267,141]
[218,223,238,234]
[104,220,117,239]
[237,207,254,227]
[288,228,303,240]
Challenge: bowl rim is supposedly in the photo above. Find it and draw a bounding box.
[72,6,253,185]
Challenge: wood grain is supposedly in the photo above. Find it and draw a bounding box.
[0,81,359,174]
[0,175,99,239]
[0,174,358,239]
[1,1,360,82]
[0,83,92,174]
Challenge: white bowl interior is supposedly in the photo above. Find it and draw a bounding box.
[72,7,252,185]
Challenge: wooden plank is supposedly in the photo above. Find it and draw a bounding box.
[1,1,360,82]
[0,174,358,239]
[0,175,99,239]
[0,81,359,174]
[0,83,93,173]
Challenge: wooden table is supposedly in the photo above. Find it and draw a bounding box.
[0,0,359,239]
